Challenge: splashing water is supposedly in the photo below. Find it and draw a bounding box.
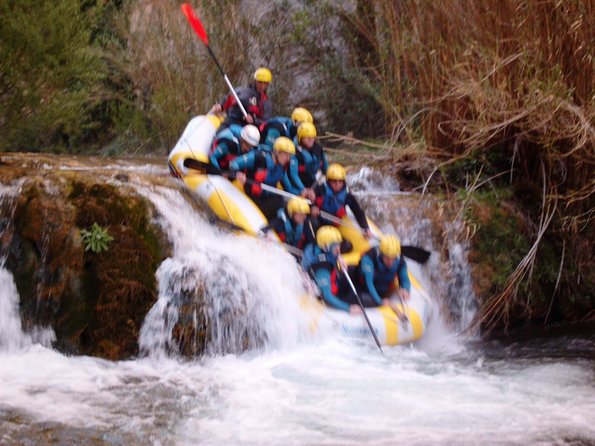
[0,183,55,352]
[1,159,593,445]
[135,184,316,356]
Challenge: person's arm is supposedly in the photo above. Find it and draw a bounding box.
[301,245,316,272]
[229,150,255,173]
[321,147,329,175]
[314,268,350,312]
[346,193,370,230]
[397,258,411,292]
[280,170,302,195]
[209,141,229,171]
[269,218,287,242]
[288,156,306,191]
[360,255,383,306]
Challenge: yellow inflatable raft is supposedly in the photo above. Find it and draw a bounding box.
[169,115,432,346]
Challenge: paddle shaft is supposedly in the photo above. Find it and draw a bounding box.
[341,268,384,353]
[181,4,248,119]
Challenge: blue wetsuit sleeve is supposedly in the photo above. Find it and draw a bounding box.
[322,151,329,175]
[360,255,383,305]
[301,245,315,271]
[209,142,229,171]
[397,258,411,292]
[289,156,306,191]
[281,170,301,195]
[229,151,255,172]
[314,268,350,312]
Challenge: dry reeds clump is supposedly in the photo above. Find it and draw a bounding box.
[339,0,594,330]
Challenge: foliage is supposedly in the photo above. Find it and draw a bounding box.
[0,0,109,152]
[81,222,113,253]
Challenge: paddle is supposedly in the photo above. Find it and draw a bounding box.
[340,264,384,353]
[317,211,431,264]
[183,158,431,263]
[181,3,249,119]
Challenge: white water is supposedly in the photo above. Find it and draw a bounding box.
[1,169,594,445]
[0,184,55,351]
[1,338,593,445]
[134,184,317,356]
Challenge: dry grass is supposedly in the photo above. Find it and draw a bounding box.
[340,0,594,331]
[113,0,253,149]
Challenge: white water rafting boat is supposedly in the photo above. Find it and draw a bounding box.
[168,115,432,346]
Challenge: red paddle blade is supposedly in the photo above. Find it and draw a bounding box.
[181,3,208,45]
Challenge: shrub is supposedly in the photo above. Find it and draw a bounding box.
[0,0,109,152]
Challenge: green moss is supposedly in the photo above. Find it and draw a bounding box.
[61,179,169,358]
[466,191,530,291]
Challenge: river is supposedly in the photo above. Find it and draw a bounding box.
[1,326,593,445]
[0,162,593,445]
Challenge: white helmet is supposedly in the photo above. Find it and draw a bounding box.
[240,125,260,146]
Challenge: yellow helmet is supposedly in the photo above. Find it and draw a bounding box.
[273,137,295,155]
[326,163,346,181]
[287,197,310,216]
[297,122,317,142]
[291,107,313,124]
[254,67,272,83]
[316,225,342,250]
[379,235,401,258]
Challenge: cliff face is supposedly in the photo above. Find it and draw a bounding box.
[1,154,171,360]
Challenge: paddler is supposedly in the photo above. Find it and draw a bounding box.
[211,67,273,129]
[302,226,361,314]
[311,163,373,237]
[260,197,316,251]
[259,107,313,149]
[209,124,260,171]
[229,136,299,219]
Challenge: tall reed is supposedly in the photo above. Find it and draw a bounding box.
[339,0,594,329]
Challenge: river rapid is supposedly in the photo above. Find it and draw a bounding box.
[0,161,593,445]
[1,329,593,445]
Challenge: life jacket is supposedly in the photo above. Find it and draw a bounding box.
[294,141,324,187]
[223,85,268,124]
[318,182,348,217]
[245,151,285,196]
[358,248,404,297]
[259,117,293,147]
[277,208,305,248]
[210,125,243,169]
[305,245,340,295]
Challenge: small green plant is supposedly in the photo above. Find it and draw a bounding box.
[81,223,113,253]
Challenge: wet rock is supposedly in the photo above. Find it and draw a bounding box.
[0,154,171,360]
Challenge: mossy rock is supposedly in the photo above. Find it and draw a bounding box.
[5,171,171,360]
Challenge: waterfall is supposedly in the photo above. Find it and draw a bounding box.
[0,183,55,351]
[135,183,315,357]
[348,167,478,334]
[0,159,478,357]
